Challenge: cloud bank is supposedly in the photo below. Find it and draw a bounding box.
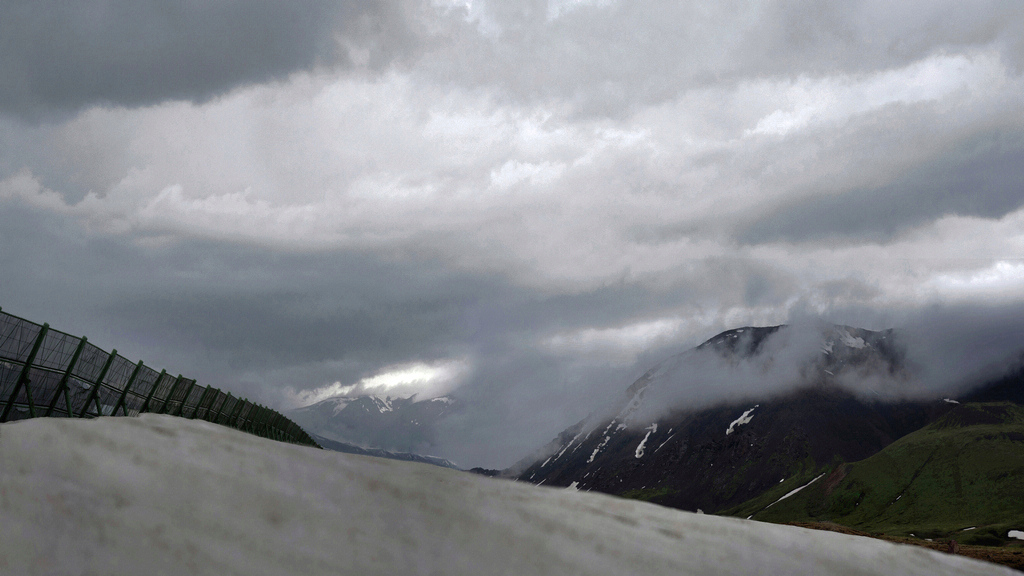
[1,0,1024,467]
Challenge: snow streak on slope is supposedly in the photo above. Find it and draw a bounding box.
[0,416,1012,576]
[765,473,827,509]
[635,424,657,458]
[726,405,758,435]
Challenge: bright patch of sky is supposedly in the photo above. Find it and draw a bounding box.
[544,318,688,359]
[926,261,1024,301]
[746,52,1006,137]
[285,359,470,408]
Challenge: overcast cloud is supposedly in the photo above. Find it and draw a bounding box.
[2,0,1024,467]
[0,0,418,120]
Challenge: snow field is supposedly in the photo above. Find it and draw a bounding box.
[0,415,1013,576]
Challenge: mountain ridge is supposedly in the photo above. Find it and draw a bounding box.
[512,322,1019,516]
[289,392,460,463]
[727,402,1024,549]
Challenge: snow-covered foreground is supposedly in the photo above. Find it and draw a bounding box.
[0,416,1011,576]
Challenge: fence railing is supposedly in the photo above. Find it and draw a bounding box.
[0,307,319,448]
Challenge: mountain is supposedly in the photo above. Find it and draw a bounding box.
[310,432,460,470]
[0,414,1010,575]
[289,394,459,457]
[725,402,1024,548]
[515,324,960,514]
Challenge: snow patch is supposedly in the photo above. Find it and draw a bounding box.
[944,398,960,404]
[655,433,675,453]
[566,481,579,491]
[551,432,583,464]
[634,424,657,459]
[1009,530,1024,540]
[587,422,617,464]
[589,436,611,464]
[369,395,393,413]
[726,405,758,435]
[840,330,866,349]
[765,473,825,509]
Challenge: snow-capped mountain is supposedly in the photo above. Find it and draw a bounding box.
[310,432,460,470]
[289,394,459,457]
[0,414,1009,575]
[514,324,960,513]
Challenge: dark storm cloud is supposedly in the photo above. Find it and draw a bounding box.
[897,302,1024,396]
[740,129,1024,244]
[0,0,415,119]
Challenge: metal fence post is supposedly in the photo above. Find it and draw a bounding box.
[213,393,232,424]
[270,414,284,440]
[259,407,271,438]
[112,360,144,416]
[158,375,185,414]
[45,336,88,417]
[210,389,227,421]
[191,386,214,420]
[23,373,38,417]
[79,350,117,417]
[235,401,251,428]
[246,404,259,434]
[1,323,49,422]
[226,397,246,427]
[173,379,197,417]
[139,369,167,413]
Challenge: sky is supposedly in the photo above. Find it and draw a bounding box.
[1,0,1023,468]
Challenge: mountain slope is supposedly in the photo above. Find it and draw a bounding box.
[726,402,1024,546]
[516,324,956,513]
[0,414,1011,575]
[289,394,458,455]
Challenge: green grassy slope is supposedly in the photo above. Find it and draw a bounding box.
[724,403,1024,546]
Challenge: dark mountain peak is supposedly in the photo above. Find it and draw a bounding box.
[695,325,784,356]
[512,322,966,514]
[613,323,907,431]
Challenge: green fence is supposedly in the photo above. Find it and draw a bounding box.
[0,307,319,448]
